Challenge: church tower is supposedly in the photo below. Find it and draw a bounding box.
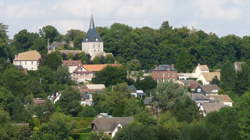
[82,15,104,59]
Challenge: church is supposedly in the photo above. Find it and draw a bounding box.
[82,16,106,59]
[48,16,111,59]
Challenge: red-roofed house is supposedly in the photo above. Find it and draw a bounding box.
[71,64,121,83]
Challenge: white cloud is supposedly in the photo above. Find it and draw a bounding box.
[1,0,250,37]
[0,1,46,19]
[196,0,242,20]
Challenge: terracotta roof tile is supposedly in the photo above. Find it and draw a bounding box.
[14,50,41,61]
[198,65,209,71]
[202,72,220,82]
[62,60,82,66]
[82,64,121,72]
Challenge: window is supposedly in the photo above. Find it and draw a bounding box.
[197,88,201,92]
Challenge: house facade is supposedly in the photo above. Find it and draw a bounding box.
[62,60,82,73]
[71,64,120,83]
[13,50,41,71]
[152,65,178,82]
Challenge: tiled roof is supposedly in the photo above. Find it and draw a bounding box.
[153,65,176,71]
[198,64,209,71]
[14,50,41,61]
[201,102,225,114]
[202,72,220,82]
[86,84,105,90]
[58,50,82,55]
[92,117,134,132]
[207,95,233,102]
[62,60,82,66]
[82,64,121,72]
[201,84,220,93]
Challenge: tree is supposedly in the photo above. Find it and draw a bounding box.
[0,86,14,111]
[180,121,209,140]
[9,97,31,122]
[0,109,17,139]
[92,66,127,86]
[126,59,141,71]
[234,63,250,95]
[1,67,31,98]
[65,29,85,49]
[151,81,187,112]
[92,56,104,64]
[34,112,74,140]
[0,23,9,59]
[73,52,90,64]
[135,76,157,92]
[13,29,39,53]
[176,49,194,72]
[56,88,81,116]
[78,106,97,117]
[205,107,240,140]
[221,61,236,92]
[41,51,62,70]
[104,55,115,64]
[237,92,250,139]
[40,25,61,43]
[114,123,157,140]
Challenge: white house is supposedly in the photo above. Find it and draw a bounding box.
[62,60,82,73]
[13,50,41,71]
[193,64,209,77]
[197,72,220,85]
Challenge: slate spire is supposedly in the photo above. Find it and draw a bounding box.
[90,15,95,29]
[83,15,102,42]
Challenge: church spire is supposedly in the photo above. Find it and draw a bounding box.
[90,15,95,29]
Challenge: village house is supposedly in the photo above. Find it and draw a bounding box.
[62,60,82,73]
[193,84,220,96]
[13,50,41,71]
[152,65,178,82]
[80,93,93,106]
[178,64,220,85]
[128,85,146,98]
[32,98,46,106]
[74,84,105,106]
[91,116,134,137]
[198,102,225,116]
[71,64,120,83]
[197,72,220,85]
[207,95,233,107]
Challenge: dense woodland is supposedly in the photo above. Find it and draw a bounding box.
[0,22,250,140]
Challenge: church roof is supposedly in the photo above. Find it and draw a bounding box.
[83,16,102,42]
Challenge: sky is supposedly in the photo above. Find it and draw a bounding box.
[0,0,250,38]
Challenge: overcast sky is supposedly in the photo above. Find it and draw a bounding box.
[0,0,250,38]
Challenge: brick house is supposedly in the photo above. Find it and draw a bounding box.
[152,65,178,82]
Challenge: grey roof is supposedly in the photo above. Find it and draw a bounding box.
[201,85,220,94]
[144,97,153,105]
[191,94,210,102]
[153,65,176,71]
[202,102,225,114]
[128,85,137,92]
[92,117,134,132]
[83,16,102,43]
